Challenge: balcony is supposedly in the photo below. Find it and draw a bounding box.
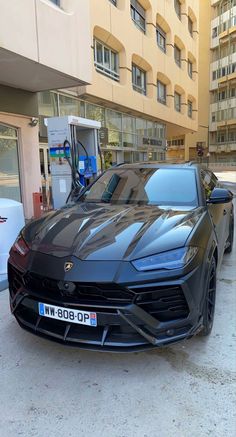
[219,24,236,40]
[216,117,236,127]
[210,143,236,152]
[218,71,236,84]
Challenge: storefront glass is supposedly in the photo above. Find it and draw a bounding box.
[106,109,122,131]
[123,132,136,148]
[122,114,135,133]
[124,151,133,162]
[59,94,81,117]
[86,103,105,125]
[0,124,21,201]
[38,91,166,165]
[103,150,118,169]
[38,91,59,116]
[108,130,122,147]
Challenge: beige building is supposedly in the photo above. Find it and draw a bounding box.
[186,0,211,160]
[2,0,235,220]
[185,0,236,164]
[2,0,214,219]
[0,0,91,218]
[39,0,199,167]
[208,0,236,162]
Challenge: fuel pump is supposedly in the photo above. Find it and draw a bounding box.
[47,116,102,209]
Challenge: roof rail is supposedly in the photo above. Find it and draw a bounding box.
[111,162,126,167]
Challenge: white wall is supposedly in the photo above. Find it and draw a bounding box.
[0,0,92,87]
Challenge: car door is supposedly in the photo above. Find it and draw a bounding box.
[200,169,228,258]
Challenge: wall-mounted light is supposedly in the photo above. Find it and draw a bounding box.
[29,117,39,127]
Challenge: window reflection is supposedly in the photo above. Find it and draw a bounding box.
[81,168,198,207]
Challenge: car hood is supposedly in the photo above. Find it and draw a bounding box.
[24,202,204,261]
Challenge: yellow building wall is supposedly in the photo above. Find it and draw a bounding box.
[185,0,211,160]
[80,0,199,142]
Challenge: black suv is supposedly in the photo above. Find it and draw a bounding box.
[8,163,234,351]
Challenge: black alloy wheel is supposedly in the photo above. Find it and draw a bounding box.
[199,257,217,336]
[225,214,234,254]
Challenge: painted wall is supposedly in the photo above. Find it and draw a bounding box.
[185,0,211,160]
[0,0,92,89]
[0,86,38,117]
[79,0,199,138]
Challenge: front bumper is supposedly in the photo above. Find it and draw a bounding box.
[8,256,204,352]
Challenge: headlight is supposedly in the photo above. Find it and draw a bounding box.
[132,247,198,272]
[12,234,29,256]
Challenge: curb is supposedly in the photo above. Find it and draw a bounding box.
[0,279,8,292]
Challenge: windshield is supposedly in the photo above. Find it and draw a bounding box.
[80,168,198,207]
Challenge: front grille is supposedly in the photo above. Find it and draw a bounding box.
[15,270,135,305]
[8,263,25,298]
[9,264,189,322]
[9,263,193,350]
[130,285,189,322]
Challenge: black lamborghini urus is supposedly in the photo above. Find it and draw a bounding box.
[8,163,234,351]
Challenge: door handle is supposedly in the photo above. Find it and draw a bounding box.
[223,209,227,216]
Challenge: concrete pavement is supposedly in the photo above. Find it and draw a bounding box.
[0,175,235,437]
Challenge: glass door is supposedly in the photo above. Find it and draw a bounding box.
[39,144,52,209]
[0,124,21,201]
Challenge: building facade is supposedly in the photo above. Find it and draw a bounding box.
[39,0,199,167]
[209,0,236,162]
[0,0,91,218]
[1,0,201,218]
[186,0,211,161]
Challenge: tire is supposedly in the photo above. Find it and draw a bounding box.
[225,214,234,254]
[199,257,217,337]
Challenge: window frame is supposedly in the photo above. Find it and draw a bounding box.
[132,63,147,95]
[174,45,181,67]
[157,80,167,105]
[94,39,119,81]
[188,59,193,78]
[156,25,166,53]
[212,27,217,38]
[174,92,181,112]
[188,16,193,36]
[130,0,146,33]
[188,100,193,118]
[174,0,181,20]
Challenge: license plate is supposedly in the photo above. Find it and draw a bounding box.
[38,303,97,327]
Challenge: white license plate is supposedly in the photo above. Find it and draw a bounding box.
[38,303,97,327]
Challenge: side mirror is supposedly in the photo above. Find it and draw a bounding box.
[207,187,233,204]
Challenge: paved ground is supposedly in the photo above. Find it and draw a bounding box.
[215,170,236,186]
[0,173,236,437]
